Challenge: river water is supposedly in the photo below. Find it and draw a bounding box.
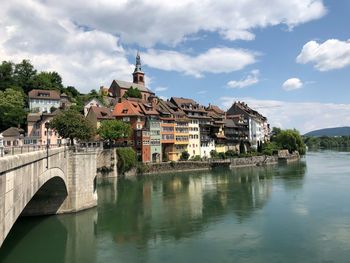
[1,151,350,262]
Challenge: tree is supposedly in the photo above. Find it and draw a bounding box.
[180,151,190,161]
[0,61,15,91]
[239,141,246,154]
[123,87,142,99]
[0,88,26,131]
[275,129,306,155]
[13,59,37,93]
[31,71,63,91]
[50,109,95,145]
[98,120,131,143]
[116,147,137,174]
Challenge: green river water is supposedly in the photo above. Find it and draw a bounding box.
[1,151,350,262]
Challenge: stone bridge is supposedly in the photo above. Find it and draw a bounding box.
[0,146,117,247]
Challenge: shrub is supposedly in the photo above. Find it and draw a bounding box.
[191,155,201,161]
[116,147,136,174]
[262,142,279,156]
[210,150,218,159]
[225,150,238,158]
[170,161,176,167]
[218,152,226,159]
[136,163,149,175]
[180,151,190,161]
[162,153,169,162]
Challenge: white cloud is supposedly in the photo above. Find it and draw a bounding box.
[0,0,133,93]
[220,97,350,134]
[297,39,350,71]
[197,90,208,94]
[40,0,326,46]
[0,0,327,92]
[282,78,303,91]
[227,70,259,89]
[154,86,168,92]
[142,48,257,78]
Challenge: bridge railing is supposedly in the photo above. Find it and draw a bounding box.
[0,144,64,157]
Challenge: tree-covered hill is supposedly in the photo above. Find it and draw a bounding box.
[304,127,350,137]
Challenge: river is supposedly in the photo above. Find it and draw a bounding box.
[1,151,350,262]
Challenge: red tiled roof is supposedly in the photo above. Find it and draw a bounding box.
[112,100,144,117]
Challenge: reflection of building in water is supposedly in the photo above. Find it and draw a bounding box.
[188,177,204,218]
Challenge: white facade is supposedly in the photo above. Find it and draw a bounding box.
[249,118,264,149]
[187,119,200,157]
[84,98,103,116]
[200,139,215,159]
[29,99,60,113]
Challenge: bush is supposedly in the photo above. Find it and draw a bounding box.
[170,161,176,167]
[162,153,169,162]
[210,150,218,159]
[218,152,226,159]
[225,150,238,158]
[191,155,201,161]
[116,147,136,174]
[180,151,190,161]
[262,142,279,156]
[136,163,149,175]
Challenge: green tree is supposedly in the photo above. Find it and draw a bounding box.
[13,59,37,93]
[180,151,190,161]
[98,120,131,143]
[0,61,15,91]
[31,71,63,91]
[50,109,95,145]
[275,129,306,155]
[116,147,137,174]
[0,88,26,131]
[123,87,142,99]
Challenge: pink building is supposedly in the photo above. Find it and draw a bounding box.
[26,111,66,145]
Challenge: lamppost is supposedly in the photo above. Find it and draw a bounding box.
[45,122,50,169]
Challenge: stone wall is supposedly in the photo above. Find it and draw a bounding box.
[145,161,211,175]
[142,153,300,175]
[96,149,118,178]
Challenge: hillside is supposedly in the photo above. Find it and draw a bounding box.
[304,127,350,137]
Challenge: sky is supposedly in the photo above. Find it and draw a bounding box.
[0,0,350,133]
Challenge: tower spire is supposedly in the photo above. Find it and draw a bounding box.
[133,51,145,85]
[134,50,142,73]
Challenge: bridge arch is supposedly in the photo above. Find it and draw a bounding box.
[21,168,68,216]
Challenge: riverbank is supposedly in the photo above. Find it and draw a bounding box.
[140,152,300,175]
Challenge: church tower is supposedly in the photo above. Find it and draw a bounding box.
[132,51,145,86]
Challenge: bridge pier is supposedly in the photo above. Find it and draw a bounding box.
[0,147,102,247]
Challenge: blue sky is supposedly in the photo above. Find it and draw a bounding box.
[1,0,349,133]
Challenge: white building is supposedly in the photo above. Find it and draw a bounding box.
[84,98,104,116]
[187,119,201,158]
[28,89,61,113]
[200,139,215,159]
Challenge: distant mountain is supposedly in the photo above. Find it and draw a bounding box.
[304,127,350,137]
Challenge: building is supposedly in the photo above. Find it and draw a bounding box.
[223,117,249,153]
[170,97,207,158]
[28,89,61,113]
[26,111,66,145]
[112,99,146,160]
[84,98,104,117]
[1,127,24,147]
[156,99,176,161]
[226,102,269,149]
[86,106,114,129]
[108,52,155,102]
[138,99,162,162]
[206,104,226,153]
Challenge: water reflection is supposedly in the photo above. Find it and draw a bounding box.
[98,161,307,246]
[0,160,308,263]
